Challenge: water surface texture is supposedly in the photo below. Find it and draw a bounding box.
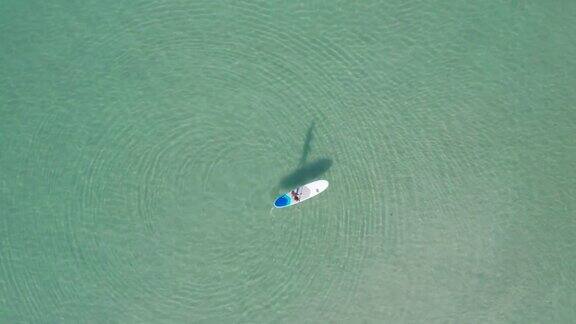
[1,1,575,322]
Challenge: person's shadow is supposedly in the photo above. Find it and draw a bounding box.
[278,121,332,190]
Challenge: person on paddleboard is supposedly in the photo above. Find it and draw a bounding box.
[291,190,300,201]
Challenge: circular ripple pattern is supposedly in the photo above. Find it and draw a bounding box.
[3,0,576,322]
[0,1,498,321]
[50,2,382,320]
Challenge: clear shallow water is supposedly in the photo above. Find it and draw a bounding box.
[1,1,575,322]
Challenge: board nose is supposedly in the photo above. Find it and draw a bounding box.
[273,195,290,208]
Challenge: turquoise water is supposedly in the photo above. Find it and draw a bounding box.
[1,1,576,322]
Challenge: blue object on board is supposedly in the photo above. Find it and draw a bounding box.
[274,195,291,207]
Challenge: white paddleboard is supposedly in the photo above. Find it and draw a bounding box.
[273,180,329,208]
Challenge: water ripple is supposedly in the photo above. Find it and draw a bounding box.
[0,0,528,322]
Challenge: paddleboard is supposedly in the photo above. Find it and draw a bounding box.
[273,180,329,208]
